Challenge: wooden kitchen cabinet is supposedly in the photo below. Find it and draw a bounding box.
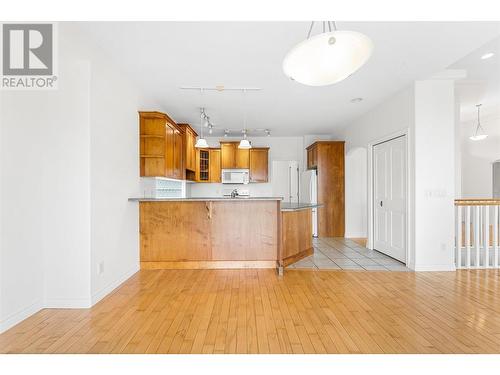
[139,111,183,179]
[249,148,269,182]
[209,149,221,182]
[173,128,183,179]
[220,142,236,169]
[196,148,221,183]
[139,111,167,177]
[220,142,250,169]
[306,141,345,237]
[307,143,318,169]
[178,123,198,180]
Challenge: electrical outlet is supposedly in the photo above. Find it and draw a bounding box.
[98,261,104,275]
[440,243,446,252]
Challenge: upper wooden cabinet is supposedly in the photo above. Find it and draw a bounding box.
[249,148,269,182]
[209,149,221,183]
[306,143,318,169]
[139,111,183,179]
[196,148,221,183]
[220,142,250,169]
[178,123,197,172]
[220,142,236,169]
[178,123,198,181]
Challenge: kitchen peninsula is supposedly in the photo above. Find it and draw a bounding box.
[129,197,320,272]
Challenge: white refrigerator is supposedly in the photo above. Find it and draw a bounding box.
[300,169,318,237]
[272,160,299,203]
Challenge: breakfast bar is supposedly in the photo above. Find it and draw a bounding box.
[129,197,320,272]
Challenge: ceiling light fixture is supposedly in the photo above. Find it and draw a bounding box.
[469,104,488,141]
[195,105,209,148]
[239,130,251,149]
[283,21,373,86]
[481,52,494,60]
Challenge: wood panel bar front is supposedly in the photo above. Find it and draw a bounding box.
[280,208,314,267]
[139,200,280,269]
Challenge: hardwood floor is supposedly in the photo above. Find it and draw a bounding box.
[1,268,499,353]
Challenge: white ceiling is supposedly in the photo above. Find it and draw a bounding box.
[75,22,500,136]
[452,36,500,123]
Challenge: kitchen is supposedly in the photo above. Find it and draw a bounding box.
[130,110,345,273]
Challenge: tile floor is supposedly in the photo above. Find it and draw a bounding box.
[287,237,411,271]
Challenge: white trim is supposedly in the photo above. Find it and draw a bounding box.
[344,232,368,239]
[44,298,91,309]
[91,265,139,306]
[413,264,457,272]
[0,299,43,334]
[367,128,411,266]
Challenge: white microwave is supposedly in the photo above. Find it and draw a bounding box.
[221,169,250,184]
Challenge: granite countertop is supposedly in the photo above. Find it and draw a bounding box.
[128,197,284,202]
[280,202,323,211]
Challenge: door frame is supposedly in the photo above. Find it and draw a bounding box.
[367,129,411,265]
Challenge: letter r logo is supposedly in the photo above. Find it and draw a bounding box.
[2,24,53,75]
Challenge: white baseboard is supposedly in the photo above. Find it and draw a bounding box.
[91,264,139,306]
[344,233,367,239]
[44,298,91,309]
[413,264,456,272]
[0,299,43,334]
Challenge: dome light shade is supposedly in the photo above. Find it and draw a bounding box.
[195,138,209,148]
[283,30,373,86]
[238,139,252,149]
[469,134,488,141]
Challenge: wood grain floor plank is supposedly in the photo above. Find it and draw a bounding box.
[1,265,500,354]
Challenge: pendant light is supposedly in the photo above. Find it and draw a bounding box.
[195,107,209,148]
[195,89,209,148]
[283,21,373,86]
[469,104,488,141]
[239,130,251,149]
[238,89,252,149]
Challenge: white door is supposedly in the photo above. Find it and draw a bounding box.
[373,136,406,262]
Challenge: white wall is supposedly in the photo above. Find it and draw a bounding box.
[0,23,143,332]
[460,114,500,198]
[341,86,415,252]
[189,136,305,197]
[342,79,458,271]
[345,147,368,238]
[413,80,456,271]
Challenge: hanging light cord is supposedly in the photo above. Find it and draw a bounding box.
[474,104,484,136]
[307,21,337,39]
[199,88,204,138]
[242,89,247,138]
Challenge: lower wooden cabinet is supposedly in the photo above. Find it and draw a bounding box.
[249,148,269,182]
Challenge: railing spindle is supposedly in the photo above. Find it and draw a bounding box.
[494,206,499,268]
[475,205,480,268]
[466,205,471,268]
[484,205,489,268]
[456,205,462,269]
